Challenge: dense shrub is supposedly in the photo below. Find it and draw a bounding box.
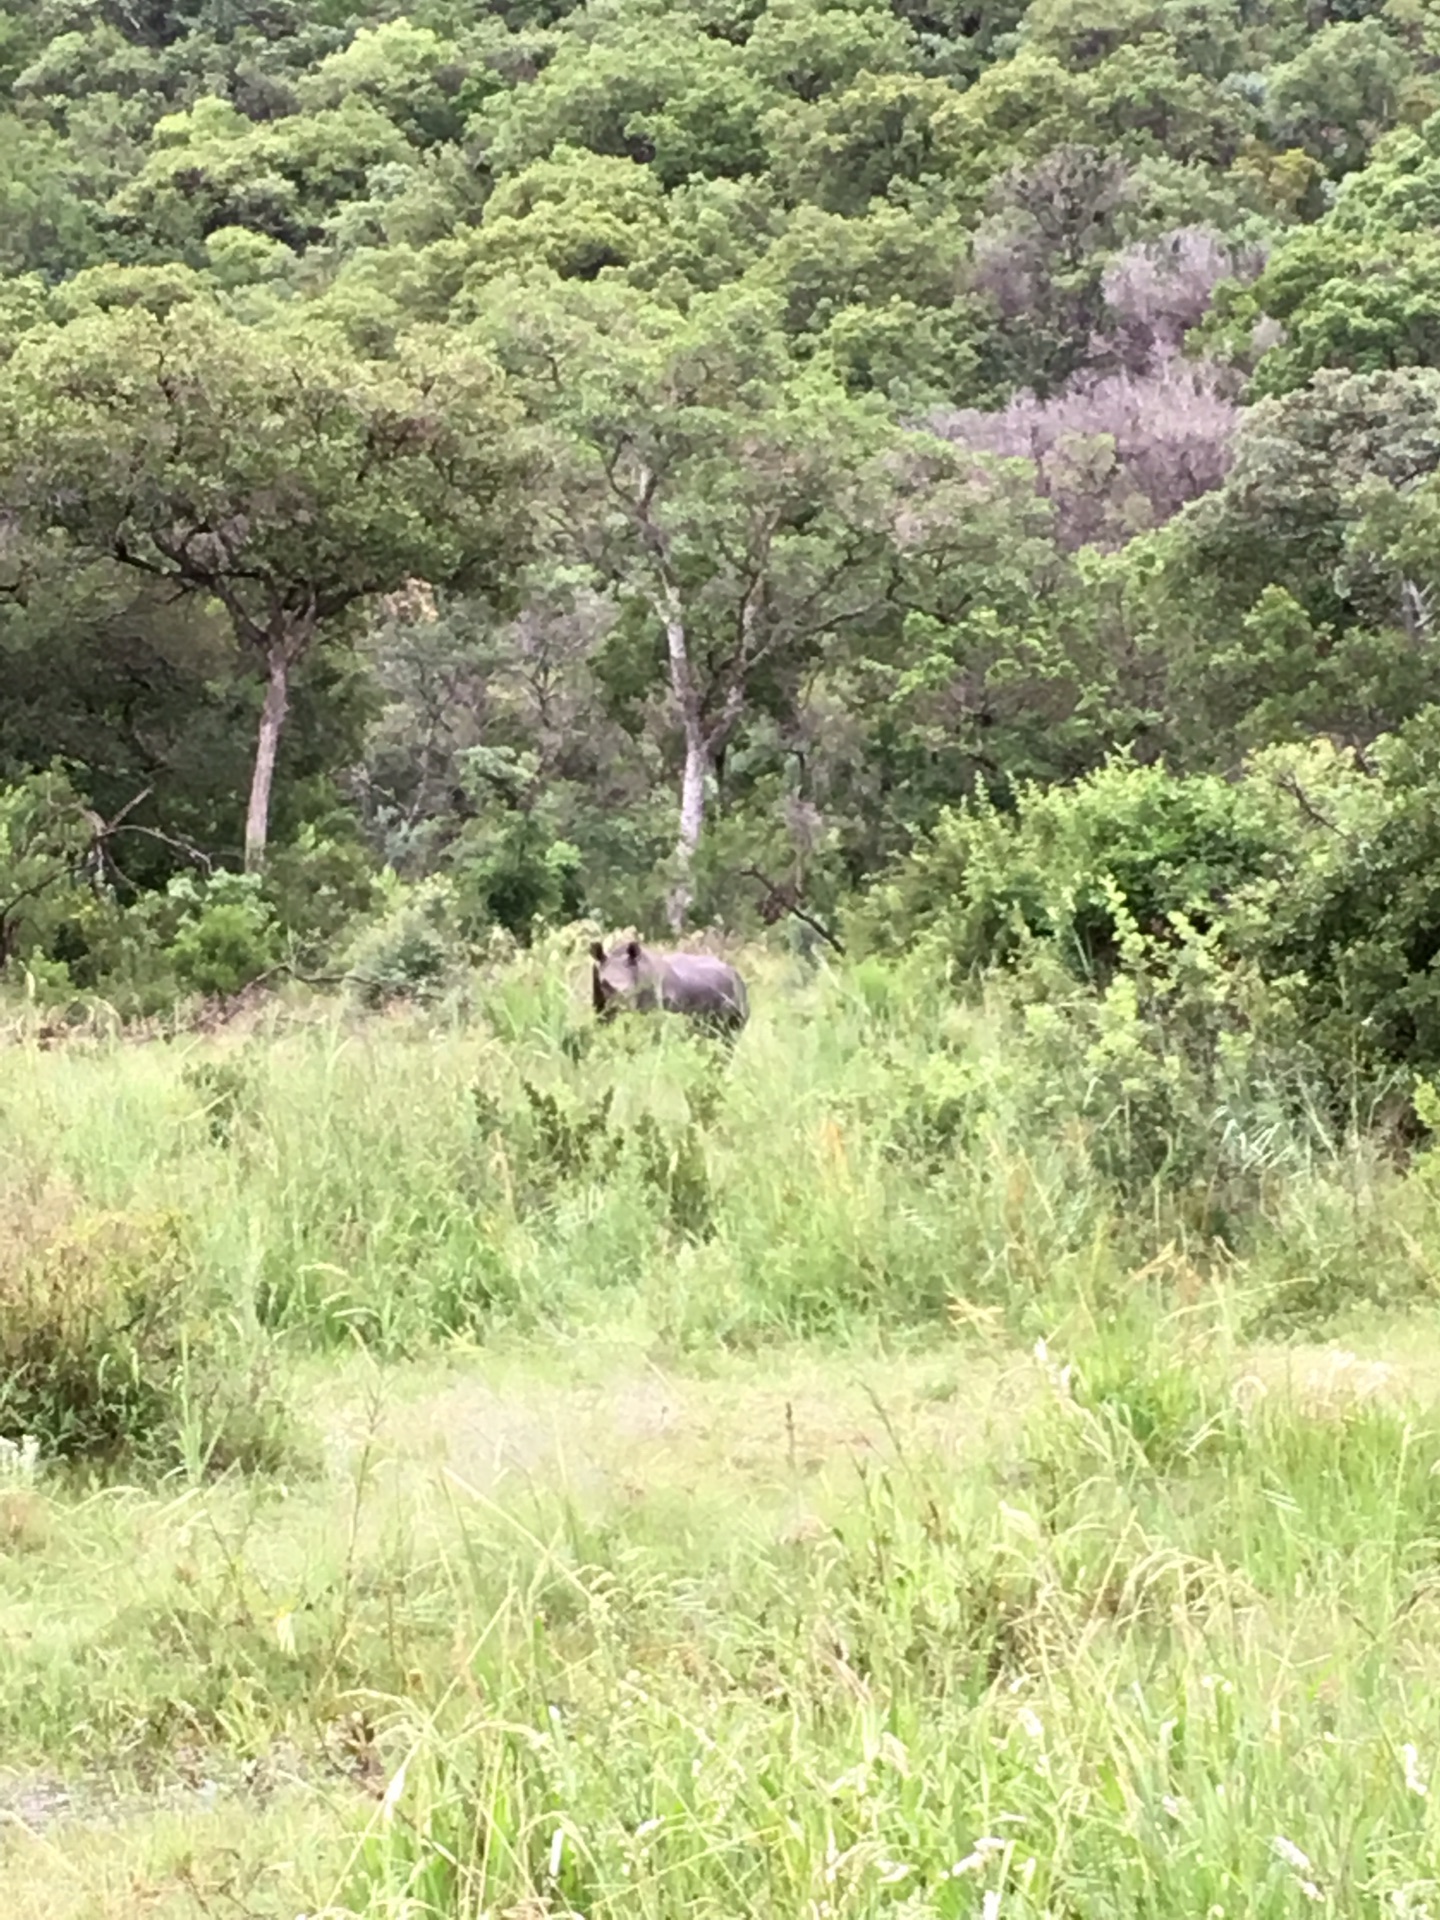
[1256,716,1440,1081]
[343,873,468,1007]
[444,762,586,941]
[0,1198,296,1472]
[860,753,1278,984]
[857,728,1440,1159]
[164,871,282,997]
[0,773,377,1014]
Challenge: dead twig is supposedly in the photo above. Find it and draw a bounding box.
[740,866,846,955]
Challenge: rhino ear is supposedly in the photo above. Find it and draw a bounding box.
[589,941,606,963]
[625,939,641,965]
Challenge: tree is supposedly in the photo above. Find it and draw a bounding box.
[818,439,1074,876]
[477,9,769,181]
[935,352,1239,551]
[1213,115,1440,393]
[352,573,669,929]
[1265,19,1411,179]
[744,200,986,404]
[107,93,411,258]
[1153,367,1440,753]
[476,280,914,927]
[456,148,671,288]
[0,113,105,278]
[970,145,1136,396]
[762,69,970,214]
[0,302,533,869]
[0,541,375,886]
[742,0,917,103]
[888,0,1025,81]
[296,19,482,147]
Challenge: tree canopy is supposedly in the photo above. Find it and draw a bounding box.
[3,0,1440,961]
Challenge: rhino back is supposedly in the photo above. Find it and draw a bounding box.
[658,954,748,1022]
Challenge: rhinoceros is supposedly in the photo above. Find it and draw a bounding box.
[589,938,749,1034]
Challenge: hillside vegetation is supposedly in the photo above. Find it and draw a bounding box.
[7,0,1440,1911]
[5,0,1440,1025]
[4,976,1440,1915]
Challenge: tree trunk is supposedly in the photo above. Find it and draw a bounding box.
[661,589,708,934]
[244,642,291,873]
[670,722,709,933]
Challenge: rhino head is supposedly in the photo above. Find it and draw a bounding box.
[590,937,651,1020]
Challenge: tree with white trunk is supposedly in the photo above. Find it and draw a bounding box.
[474,279,904,930]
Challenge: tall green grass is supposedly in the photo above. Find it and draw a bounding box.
[6,948,1440,1912]
[315,1330,1440,1918]
[1,942,1437,1365]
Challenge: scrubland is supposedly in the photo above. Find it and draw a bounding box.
[3,947,1440,1918]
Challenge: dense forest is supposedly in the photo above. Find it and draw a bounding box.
[5,0,1440,1097]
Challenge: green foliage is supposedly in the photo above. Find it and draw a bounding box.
[1265,19,1411,179]
[0,113,105,277]
[344,875,467,1008]
[0,765,102,976]
[297,19,481,147]
[448,809,584,944]
[1154,366,1440,753]
[460,148,671,286]
[864,756,1275,984]
[261,822,378,949]
[0,1200,292,1472]
[860,738,1440,1159]
[1258,712,1440,1083]
[0,0,1435,1119]
[110,94,413,257]
[182,1053,259,1148]
[0,303,533,624]
[0,299,534,869]
[163,871,281,997]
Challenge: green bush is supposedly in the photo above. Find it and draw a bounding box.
[0,1201,295,1472]
[262,822,378,950]
[343,873,467,1008]
[445,749,585,941]
[856,731,1440,1122]
[1252,712,1440,1086]
[164,870,282,997]
[0,766,125,993]
[858,754,1280,985]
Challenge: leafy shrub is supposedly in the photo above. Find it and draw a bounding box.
[860,754,1279,985]
[1253,712,1440,1086]
[262,822,378,950]
[856,733,1440,1127]
[514,1078,619,1187]
[0,1200,294,1472]
[0,776,287,1010]
[842,740,1440,1211]
[446,748,585,941]
[164,871,282,997]
[344,874,466,1008]
[0,766,130,998]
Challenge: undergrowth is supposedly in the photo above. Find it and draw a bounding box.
[3,945,1440,1910]
[2,937,1438,1396]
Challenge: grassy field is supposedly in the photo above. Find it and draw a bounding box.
[4,943,1440,1916]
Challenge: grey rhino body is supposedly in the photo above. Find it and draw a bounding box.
[590,938,749,1034]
